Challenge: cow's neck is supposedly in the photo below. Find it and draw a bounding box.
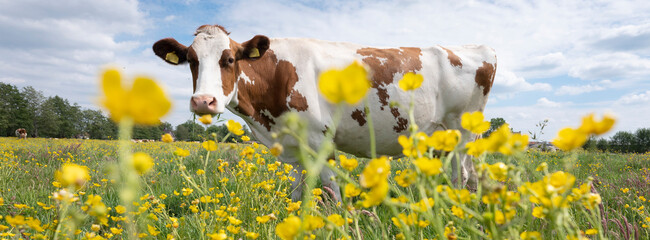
[231,50,307,132]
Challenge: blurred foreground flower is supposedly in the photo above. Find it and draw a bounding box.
[552,128,588,151]
[202,140,218,151]
[461,111,490,134]
[161,133,173,143]
[227,120,245,135]
[55,163,90,190]
[198,114,212,125]
[275,215,301,240]
[318,61,371,105]
[398,72,424,91]
[132,152,154,175]
[579,113,615,135]
[99,68,171,125]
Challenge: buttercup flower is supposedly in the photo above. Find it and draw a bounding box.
[202,140,218,151]
[461,111,490,134]
[552,128,588,151]
[578,113,615,135]
[275,215,301,240]
[359,156,391,188]
[398,72,424,91]
[100,68,171,125]
[161,133,173,143]
[198,114,212,125]
[132,152,154,175]
[339,155,358,171]
[413,157,443,176]
[227,120,245,135]
[344,183,361,198]
[55,163,90,190]
[427,130,461,152]
[318,61,371,105]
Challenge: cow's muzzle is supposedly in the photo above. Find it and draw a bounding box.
[190,95,218,115]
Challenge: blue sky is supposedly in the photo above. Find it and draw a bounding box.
[1,0,649,140]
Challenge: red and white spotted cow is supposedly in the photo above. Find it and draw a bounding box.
[15,128,27,139]
[153,25,496,201]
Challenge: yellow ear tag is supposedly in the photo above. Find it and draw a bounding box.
[249,48,260,58]
[165,52,179,64]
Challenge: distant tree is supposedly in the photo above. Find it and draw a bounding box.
[610,131,635,152]
[81,109,116,139]
[0,83,30,136]
[37,97,62,137]
[596,138,609,152]
[633,128,650,153]
[174,120,205,141]
[483,117,507,138]
[21,86,45,137]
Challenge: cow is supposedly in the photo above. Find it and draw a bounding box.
[15,128,27,139]
[153,25,496,202]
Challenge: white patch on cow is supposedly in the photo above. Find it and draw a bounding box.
[191,26,233,113]
[239,72,253,85]
[377,57,388,65]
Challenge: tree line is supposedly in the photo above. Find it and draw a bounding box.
[0,82,251,142]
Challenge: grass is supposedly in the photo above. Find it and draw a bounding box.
[1,136,649,239]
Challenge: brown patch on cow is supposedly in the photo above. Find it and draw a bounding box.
[322,125,330,135]
[441,47,462,68]
[475,61,496,95]
[351,109,367,126]
[357,47,422,110]
[234,50,307,130]
[220,49,236,96]
[394,117,408,132]
[152,38,188,65]
[187,47,199,91]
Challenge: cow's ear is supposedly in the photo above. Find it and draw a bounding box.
[237,35,270,60]
[153,38,188,65]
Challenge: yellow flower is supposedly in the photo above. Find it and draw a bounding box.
[207,230,228,240]
[174,148,190,157]
[499,133,529,155]
[312,188,323,196]
[55,163,90,190]
[196,169,205,175]
[161,133,173,143]
[132,152,154,175]
[585,228,598,235]
[198,114,212,125]
[115,205,126,214]
[359,156,391,188]
[327,214,345,227]
[100,68,171,125]
[461,112,490,134]
[520,231,542,240]
[485,162,508,182]
[485,124,512,152]
[318,61,371,105]
[465,138,489,157]
[413,157,443,176]
[181,188,193,196]
[303,215,325,231]
[245,231,260,239]
[227,120,245,135]
[451,205,465,219]
[427,130,461,152]
[202,140,218,151]
[398,72,424,91]
[398,133,428,157]
[362,181,389,207]
[532,206,546,218]
[394,169,417,187]
[147,225,160,236]
[241,135,251,141]
[578,113,615,135]
[552,127,588,151]
[536,162,548,172]
[547,171,575,193]
[339,155,358,171]
[270,143,283,157]
[285,201,301,212]
[275,215,301,240]
[344,183,361,198]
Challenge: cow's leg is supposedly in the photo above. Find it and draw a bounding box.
[289,162,305,202]
[444,114,478,189]
[319,167,341,202]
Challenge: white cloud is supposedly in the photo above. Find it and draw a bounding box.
[617,90,650,105]
[556,84,605,95]
[568,52,650,82]
[164,15,177,22]
[490,70,552,99]
[536,97,567,108]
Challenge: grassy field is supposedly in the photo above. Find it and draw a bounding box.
[1,136,649,239]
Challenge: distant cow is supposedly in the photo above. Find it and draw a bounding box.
[153,25,496,201]
[15,128,27,139]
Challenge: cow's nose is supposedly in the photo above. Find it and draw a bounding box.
[191,95,218,115]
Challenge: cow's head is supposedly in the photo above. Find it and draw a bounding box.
[152,25,269,115]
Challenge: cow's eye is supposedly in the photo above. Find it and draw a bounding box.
[228,57,235,64]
